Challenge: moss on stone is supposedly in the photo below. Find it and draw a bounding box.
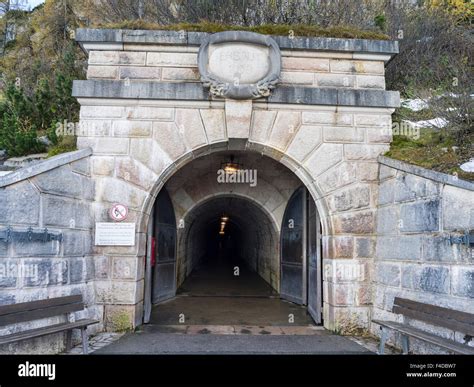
[96,20,390,40]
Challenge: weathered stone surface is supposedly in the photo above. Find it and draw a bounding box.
[42,196,92,229]
[451,267,474,298]
[324,236,354,258]
[282,57,329,72]
[286,125,322,162]
[91,156,115,176]
[354,237,375,258]
[376,262,400,287]
[62,230,89,256]
[422,234,470,263]
[147,52,197,67]
[95,176,147,209]
[333,210,375,234]
[315,73,355,88]
[69,258,85,284]
[376,205,399,234]
[94,256,110,279]
[89,51,146,65]
[323,126,364,142]
[162,67,199,81]
[378,179,394,205]
[394,173,439,203]
[225,100,252,139]
[250,110,276,144]
[302,111,353,126]
[125,107,174,120]
[80,106,124,119]
[23,259,68,287]
[267,111,301,151]
[153,122,188,160]
[318,162,357,194]
[119,66,161,80]
[305,143,343,176]
[116,157,158,191]
[355,114,391,127]
[344,144,388,160]
[356,75,385,89]
[442,185,474,230]
[401,265,450,294]
[400,199,440,232]
[0,181,40,225]
[0,260,17,288]
[366,127,392,143]
[379,164,397,180]
[175,109,208,149]
[112,257,138,280]
[200,109,226,143]
[11,238,60,257]
[279,71,314,85]
[77,137,129,155]
[32,165,94,200]
[87,65,118,79]
[129,138,173,175]
[329,185,370,213]
[70,158,90,176]
[376,235,422,261]
[112,120,152,137]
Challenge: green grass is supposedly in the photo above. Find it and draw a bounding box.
[95,21,390,40]
[385,128,474,182]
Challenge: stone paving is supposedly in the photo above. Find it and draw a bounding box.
[66,332,124,354]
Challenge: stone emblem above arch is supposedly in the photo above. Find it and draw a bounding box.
[197,31,281,99]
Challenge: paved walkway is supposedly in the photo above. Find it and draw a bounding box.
[94,329,372,354]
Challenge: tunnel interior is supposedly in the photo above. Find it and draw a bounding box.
[178,196,280,294]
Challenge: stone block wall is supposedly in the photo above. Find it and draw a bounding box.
[0,149,100,353]
[86,46,386,90]
[373,156,474,353]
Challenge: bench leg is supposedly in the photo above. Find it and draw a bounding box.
[65,330,73,352]
[81,327,88,355]
[401,334,410,355]
[379,327,388,355]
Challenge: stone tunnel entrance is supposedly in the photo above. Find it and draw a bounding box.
[143,151,323,327]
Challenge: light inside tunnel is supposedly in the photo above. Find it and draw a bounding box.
[177,196,280,292]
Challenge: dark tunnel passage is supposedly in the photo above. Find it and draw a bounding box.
[177,196,280,296]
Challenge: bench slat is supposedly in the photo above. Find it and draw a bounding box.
[0,302,84,326]
[373,320,474,355]
[393,305,474,336]
[394,297,474,325]
[0,319,99,346]
[0,295,83,316]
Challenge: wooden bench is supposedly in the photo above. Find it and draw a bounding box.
[374,297,474,354]
[0,295,99,354]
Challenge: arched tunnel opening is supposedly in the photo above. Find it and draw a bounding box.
[178,196,279,297]
[146,150,322,327]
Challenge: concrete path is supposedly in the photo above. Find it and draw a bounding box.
[94,327,372,354]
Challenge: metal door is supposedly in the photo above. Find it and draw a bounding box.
[307,194,322,323]
[152,188,177,304]
[280,187,305,305]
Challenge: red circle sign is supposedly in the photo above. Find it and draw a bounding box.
[109,204,128,222]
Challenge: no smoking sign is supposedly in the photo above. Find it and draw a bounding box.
[109,204,128,222]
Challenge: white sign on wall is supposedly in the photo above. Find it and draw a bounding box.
[95,222,136,246]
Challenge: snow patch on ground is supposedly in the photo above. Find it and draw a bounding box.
[401,98,429,111]
[460,159,474,173]
[404,117,448,129]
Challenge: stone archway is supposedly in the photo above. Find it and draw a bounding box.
[74,28,398,333]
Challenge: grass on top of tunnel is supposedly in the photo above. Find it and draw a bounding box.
[95,21,390,40]
[385,128,474,182]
